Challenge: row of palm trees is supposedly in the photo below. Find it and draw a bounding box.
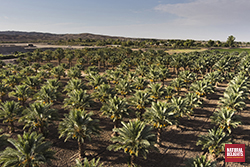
[0,48,249,166]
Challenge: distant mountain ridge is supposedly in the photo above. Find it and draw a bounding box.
[0,31,133,42]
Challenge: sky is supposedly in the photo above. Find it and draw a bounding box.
[0,0,250,42]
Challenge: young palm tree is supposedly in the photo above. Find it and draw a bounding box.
[143,102,177,143]
[184,92,203,111]
[190,79,214,98]
[135,65,149,77]
[158,65,171,86]
[64,89,93,110]
[35,85,60,104]
[51,66,66,80]
[46,79,62,91]
[171,77,186,95]
[196,127,232,157]
[54,48,65,65]
[87,74,107,89]
[43,49,53,62]
[107,119,157,165]
[101,96,130,135]
[65,50,75,67]
[20,102,58,136]
[171,96,190,117]
[24,76,41,91]
[92,84,115,103]
[133,77,149,90]
[219,90,245,112]
[179,70,197,85]
[67,67,82,79]
[9,85,32,106]
[31,62,41,73]
[146,83,165,102]
[0,131,55,167]
[73,158,103,167]
[185,155,217,167]
[115,79,134,97]
[0,101,22,133]
[210,107,241,134]
[164,86,176,101]
[64,78,88,93]
[129,90,151,119]
[59,109,100,159]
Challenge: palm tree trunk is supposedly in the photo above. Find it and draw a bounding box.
[157,128,162,144]
[10,121,14,133]
[98,61,101,70]
[78,140,84,160]
[113,120,120,136]
[130,155,135,166]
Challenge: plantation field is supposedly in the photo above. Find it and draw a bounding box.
[212,48,250,53]
[0,48,250,167]
[165,48,208,54]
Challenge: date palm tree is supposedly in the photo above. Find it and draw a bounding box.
[107,119,157,165]
[31,62,41,73]
[0,101,22,133]
[146,83,165,102]
[185,155,217,167]
[54,48,65,65]
[64,78,88,93]
[129,90,151,119]
[0,131,55,167]
[92,84,115,103]
[115,79,134,97]
[24,76,41,91]
[64,90,92,110]
[9,85,32,106]
[59,109,100,159]
[101,96,130,135]
[171,77,186,95]
[20,102,58,136]
[219,90,245,112]
[35,85,60,104]
[51,66,66,80]
[87,74,107,89]
[67,67,82,79]
[164,86,175,101]
[190,79,214,98]
[73,158,103,167]
[133,77,149,90]
[65,50,75,67]
[171,96,190,117]
[143,102,177,143]
[210,107,241,134]
[196,127,232,157]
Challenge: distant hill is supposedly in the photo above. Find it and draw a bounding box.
[0,31,133,42]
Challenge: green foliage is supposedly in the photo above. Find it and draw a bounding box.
[73,158,103,167]
[59,109,100,158]
[210,107,241,134]
[185,155,216,167]
[64,89,92,110]
[20,102,58,136]
[196,127,232,157]
[0,131,55,167]
[107,120,157,164]
[0,101,22,133]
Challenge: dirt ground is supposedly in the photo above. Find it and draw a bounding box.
[0,59,250,167]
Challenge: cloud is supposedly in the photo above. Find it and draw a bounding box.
[155,0,250,26]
